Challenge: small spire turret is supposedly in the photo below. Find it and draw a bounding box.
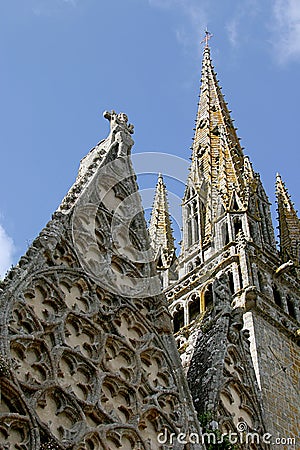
[149,174,175,271]
[276,173,300,266]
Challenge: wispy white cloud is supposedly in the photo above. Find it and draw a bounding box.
[226,18,238,48]
[0,224,14,279]
[225,0,261,49]
[148,0,208,48]
[271,0,300,63]
[62,0,77,5]
[148,0,173,8]
[33,0,78,16]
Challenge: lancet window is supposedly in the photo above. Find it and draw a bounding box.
[173,307,184,333]
[184,186,204,248]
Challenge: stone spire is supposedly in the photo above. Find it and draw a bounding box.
[276,173,300,265]
[189,45,254,214]
[181,44,276,262]
[149,173,175,270]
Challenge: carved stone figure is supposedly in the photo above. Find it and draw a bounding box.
[104,110,134,157]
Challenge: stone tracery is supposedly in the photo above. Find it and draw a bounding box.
[0,110,202,449]
[2,264,190,448]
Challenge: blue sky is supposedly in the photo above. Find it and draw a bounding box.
[1,0,300,276]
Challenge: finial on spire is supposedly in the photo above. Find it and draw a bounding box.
[201,28,213,48]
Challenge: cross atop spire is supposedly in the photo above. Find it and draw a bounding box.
[201,28,213,48]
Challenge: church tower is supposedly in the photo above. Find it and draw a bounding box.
[156,37,300,444]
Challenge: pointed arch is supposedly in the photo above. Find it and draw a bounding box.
[222,221,229,246]
[188,293,201,323]
[204,283,213,310]
[233,217,243,239]
[199,200,206,243]
[229,192,242,212]
[172,306,184,333]
[192,199,199,243]
[272,284,282,308]
[286,295,297,319]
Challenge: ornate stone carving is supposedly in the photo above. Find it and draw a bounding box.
[1,268,199,448]
[0,379,37,448]
[35,387,85,443]
[104,110,134,157]
[11,337,54,387]
[0,111,203,449]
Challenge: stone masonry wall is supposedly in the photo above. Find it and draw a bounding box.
[251,311,299,447]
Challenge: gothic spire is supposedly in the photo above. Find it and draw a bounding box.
[149,173,175,269]
[189,45,253,208]
[276,173,300,264]
[181,40,276,258]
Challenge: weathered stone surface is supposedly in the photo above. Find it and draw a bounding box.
[0,112,203,449]
[152,44,300,447]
